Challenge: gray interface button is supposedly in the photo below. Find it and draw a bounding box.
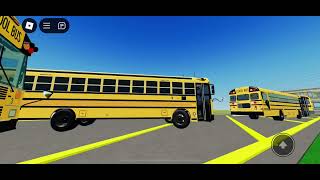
[271,133,295,157]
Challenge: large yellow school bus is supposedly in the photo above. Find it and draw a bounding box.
[0,16,38,132]
[20,69,215,131]
[229,86,311,120]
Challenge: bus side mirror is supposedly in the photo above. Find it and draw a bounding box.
[43,91,53,99]
[211,85,215,95]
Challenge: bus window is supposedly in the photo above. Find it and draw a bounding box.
[237,94,249,101]
[103,79,116,93]
[172,82,183,95]
[24,75,34,90]
[184,82,195,95]
[230,95,236,102]
[132,80,144,94]
[87,78,101,92]
[118,80,130,93]
[53,77,69,91]
[71,78,85,92]
[261,92,268,101]
[35,76,52,91]
[160,81,170,94]
[250,93,259,100]
[146,81,157,94]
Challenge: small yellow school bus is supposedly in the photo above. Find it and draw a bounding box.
[299,96,314,116]
[20,69,215,131]
[0,16,38,132]
[229,86,307,120]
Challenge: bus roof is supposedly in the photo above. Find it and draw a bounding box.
[27,68,209,81]
[231,86,300,98]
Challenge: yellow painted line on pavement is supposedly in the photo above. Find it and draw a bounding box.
[18,120,49,122]
[18,123,172,164]
[284,119,305,124]
[225,115,267,141]
[204,116,320,164]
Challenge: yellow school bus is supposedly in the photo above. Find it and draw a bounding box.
[20,69,215,131]
[229,86,307,120]
[0,16,38,132]
[299,96,314,116]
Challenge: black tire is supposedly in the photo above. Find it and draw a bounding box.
[164,118,172,123]
[172,110,190,129]
[278,110,285,121]
[78,119,96,126]
[297,110,302,119]
[249,113,259,119]
[50,109,76,132]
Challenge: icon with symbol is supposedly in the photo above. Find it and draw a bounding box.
[271,133,295,157]
[22,18,37,33]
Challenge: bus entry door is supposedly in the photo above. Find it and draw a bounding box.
[196,83,212,121]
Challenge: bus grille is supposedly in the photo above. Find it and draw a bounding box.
[238,103,251,108]
[0,86,8,99]
[0,106,2,116]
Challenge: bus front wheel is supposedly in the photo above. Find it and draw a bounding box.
[249,113,259,119]
[51,109,77,132]
[172,110,190,129]
[78,119,96,126]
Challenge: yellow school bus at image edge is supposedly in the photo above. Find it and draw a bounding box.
[0,16,38,132]
[20,69,215,131]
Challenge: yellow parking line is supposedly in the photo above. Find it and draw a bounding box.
[225,115,266,141]
[18,120,49,122]
[204,116,320,164]
[17,123,172,164]
[284,119,305,124]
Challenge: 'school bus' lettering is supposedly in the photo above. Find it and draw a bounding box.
[0,16,25,48]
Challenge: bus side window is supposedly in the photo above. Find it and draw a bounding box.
[53,77,69,92]
[262,92,268,101]
[172,82,183,95]
[118,80,130,93]
[24,75,35,90]
[132,80,144,94]
[87,78,101,92]
[35,76,52,91]
[103,79,116,93]
[184,83,195,95]
[160,81,170,94]
[146,81,158,94]
[71,77,85,92]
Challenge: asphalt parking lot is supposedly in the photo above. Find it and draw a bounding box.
[0,114,319,164]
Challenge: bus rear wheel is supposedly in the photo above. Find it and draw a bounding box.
[297,110,302,119]
[51,109,77,132]
[78,119,96,126]
[249,113,259,119]
[172,110,190,129]
[273,110,284,121]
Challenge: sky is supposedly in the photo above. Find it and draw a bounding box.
[17,16,320,109]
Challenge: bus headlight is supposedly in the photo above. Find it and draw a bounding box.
[8,109,16,117]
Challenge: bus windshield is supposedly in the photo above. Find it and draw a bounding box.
[0,35,28,89]
[237,94,249,101]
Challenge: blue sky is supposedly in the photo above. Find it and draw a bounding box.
[17,16,320,109]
